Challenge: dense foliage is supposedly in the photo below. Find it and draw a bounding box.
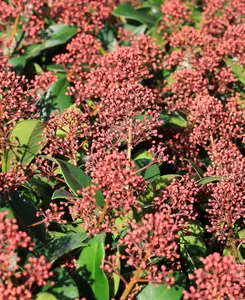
[1,0,245,299]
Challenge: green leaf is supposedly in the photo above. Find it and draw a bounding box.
[77,234,109,300]
[34,63,43,74]
[226,59,245,85]
[123,24,147,36]
[42,268,79,300]
[9,191,46,241]
[0,207,15,219]
[26,24,78,59]
[183,158,204,179]
[140,174,180,204]
[44,157,91,194]
[144,164,161,182]
[134,156,161,182]
[190,10,202,28]
[141,0,162,9]
[149,23,164,46]
[223,229,245,262]
[36,293,57,300]
[25,177,53,207]
[112,3,157,27]
[179,233,207,273]
[110,246,121,297]
[197,176,224,185]
[133,150,153,160]
[37,232,87,263]
[137,271,186,300]
[43,157,104,207]
[6,119,46,171]
[187,221,205,236]
[8,55,27,74]
[37,77,71,121]
[47,63,66,74]
[52,189,77,200]
[98,24,118,52]
[169,115,187,127]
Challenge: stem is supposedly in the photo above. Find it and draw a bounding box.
[9,15,20,42]
[227,213,239,261]
[121,266,142,300]
[127,118,133,160]
[97,198,110,226]
[121,250,150,300]
[29,220,46,227]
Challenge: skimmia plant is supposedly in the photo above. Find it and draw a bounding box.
[2,0,245,299]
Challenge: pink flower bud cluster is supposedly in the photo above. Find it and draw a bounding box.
[188,95,245,147]
[159,0,192,32]
[71,35,163,104]
[91,151,145,211]
[201,0,245,36]
[154,175,199,226]
[31,71,58,100]
[66,151,146,234]
[0,163,27,193]
[0,0,45,43]
[162,23,245,114]
[0,211,52,299]
[89,83,162,158]
[120,212,180,273]
[204,140,245,240]
[54,33,101,82]
[183,253,245,299]
[37,202,67,228]
[103,212,180,298]
[42,107,90,163]
[0,71,37,153]
[49,0,114,32]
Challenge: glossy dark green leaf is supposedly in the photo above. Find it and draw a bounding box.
[37,232,87,263]
[137,271,186,300]
[24,177,53,207]
[144,163,161,182]
[187,221,205,236]
[140,174,180,204]
[26,24,77,59]
[179,232,207,273]
[77,234,109,300]
[47,64,66,73]
[43,157,104,206]
[9,191,46,241]
[98,24,118,51]
[47,64,67,79]
[135,158,160,182]
[8,55,27,74]
[37,77,71,121]
[149,23,165,46]
[45,157,91,194]
[42,268,79,300]
[190,10,202,28]
[112,3,157,27]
